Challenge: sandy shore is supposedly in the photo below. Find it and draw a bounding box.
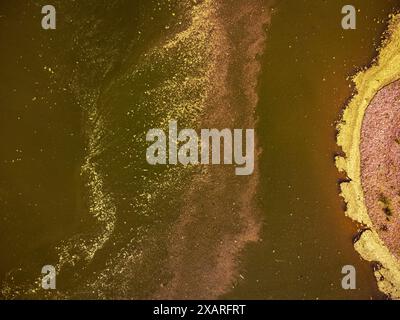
[336,14,400,299]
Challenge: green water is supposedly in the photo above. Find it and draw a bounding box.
[1,0,399,299]
[1,0,202,299]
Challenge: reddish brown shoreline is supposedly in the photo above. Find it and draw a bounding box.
[336,14,400,299]
[360,79,400,259]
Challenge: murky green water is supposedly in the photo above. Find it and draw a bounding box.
[1,0,202,299]
[1,0,399,299]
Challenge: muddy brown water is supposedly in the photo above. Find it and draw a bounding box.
[1,0,400,299]
[226,0,400,300]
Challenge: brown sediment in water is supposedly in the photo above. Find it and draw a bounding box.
[336,13,400,299]
[154,0,273,299]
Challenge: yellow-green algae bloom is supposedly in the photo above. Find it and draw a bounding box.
[336,14,400,299]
